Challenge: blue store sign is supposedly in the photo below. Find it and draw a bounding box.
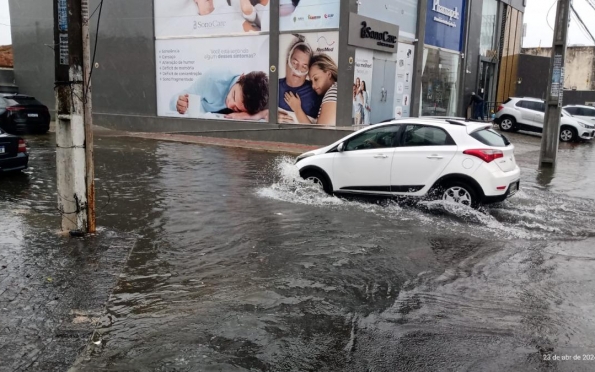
[425,0,466,52]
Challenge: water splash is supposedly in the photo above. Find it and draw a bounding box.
[257,157,595,241]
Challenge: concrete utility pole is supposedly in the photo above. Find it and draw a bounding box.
[53,0,96,233]
[539,0,571,167]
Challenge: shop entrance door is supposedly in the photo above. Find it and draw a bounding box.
[479,61,496,113]
[370,57,397,124]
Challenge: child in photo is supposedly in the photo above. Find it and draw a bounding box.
[171,69,269,120]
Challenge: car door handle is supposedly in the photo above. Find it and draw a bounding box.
[374,154,388,159]
[427,155,444,159]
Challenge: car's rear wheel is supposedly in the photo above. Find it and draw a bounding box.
[559,126,577,142]
[435,180,480,209]
[300,169,333,195]
[499,116,516,132]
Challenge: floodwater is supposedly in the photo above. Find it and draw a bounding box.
[2,131,595,372]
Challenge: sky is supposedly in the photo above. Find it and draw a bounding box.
[1,0,594,48]
[523,0,595,48]
[0,0,11,45]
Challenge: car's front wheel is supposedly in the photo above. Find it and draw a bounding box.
[300,169,333,195]
[499,116,516,132]
[559,126,577,142]
[434,180,479,208]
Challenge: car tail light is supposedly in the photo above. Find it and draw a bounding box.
[18,139,27,153]
[7,106,24,112]
[463,149,504,163]
[496,105,504,112]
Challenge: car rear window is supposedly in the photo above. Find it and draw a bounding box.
[6,96,44,106]
[470,129,510,147]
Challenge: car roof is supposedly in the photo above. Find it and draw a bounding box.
[509,97,543,102]
[370,117,492,133]
[564,104,595,108]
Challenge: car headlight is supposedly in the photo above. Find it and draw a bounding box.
[295,152,315,164]
[578,122,586,128]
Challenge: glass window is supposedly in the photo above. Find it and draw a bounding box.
[5,96,44,106]
[578,107,595,117]
[420,48,460,117]
[518,101,544,112]
[480,0,498,58]
[0,98,7,109]
[470,129,510,147]
[565,107,578,115]
[345,125,400,151]
[402,125,455,147]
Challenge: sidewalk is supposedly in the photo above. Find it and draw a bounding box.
[50,123,320,155]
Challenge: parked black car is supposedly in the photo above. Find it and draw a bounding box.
[0,94,51,134]
[0,127,28,173]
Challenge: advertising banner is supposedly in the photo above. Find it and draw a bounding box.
[425,0,466,51]
[357,0,418,40]
[156,35,270,122]
[279,0,340,32]
[278,32,339,126]
[352,49,374,125]
[394,43,414,118]
[154,0,270,38]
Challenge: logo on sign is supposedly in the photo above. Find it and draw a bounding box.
[324,14,334,19]
[193,20,227,29]
[360,21,397,49]
[316,36,336,52]
[432,0,460,28]
[432,0,460,20]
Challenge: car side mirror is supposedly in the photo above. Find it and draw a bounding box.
[337,142,345,152]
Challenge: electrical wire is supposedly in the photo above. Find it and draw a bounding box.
[85,0,104,102]
[571,4,595,43]
[546,0,558,31]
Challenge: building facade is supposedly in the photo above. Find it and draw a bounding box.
[523,46,595,92]
[8,0,525,145]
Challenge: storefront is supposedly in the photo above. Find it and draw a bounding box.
[8,0,525,144]
[352,0,418,124]
[420,0,466,117]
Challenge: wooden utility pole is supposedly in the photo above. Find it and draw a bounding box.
[82,0,96,233]
[539,0,571,167]
[53,0,96,233]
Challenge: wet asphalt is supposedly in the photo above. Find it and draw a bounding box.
[1,129,595,372]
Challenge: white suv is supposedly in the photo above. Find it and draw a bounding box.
[564,105,595,124]
[295,118,521,208]
[494,97,595,142]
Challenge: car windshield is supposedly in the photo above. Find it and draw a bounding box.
[562,109,571,116]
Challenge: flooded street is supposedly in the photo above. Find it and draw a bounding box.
[2,131,595,371]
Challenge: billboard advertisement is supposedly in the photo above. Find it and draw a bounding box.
[357,0,418,40]
[279,0,340,31]
[353,49,374,125]
[156,35,270,122]
[278,32,339,126]
[155,0,271,38]
[394,43,414,118]
[424,0,466,51]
